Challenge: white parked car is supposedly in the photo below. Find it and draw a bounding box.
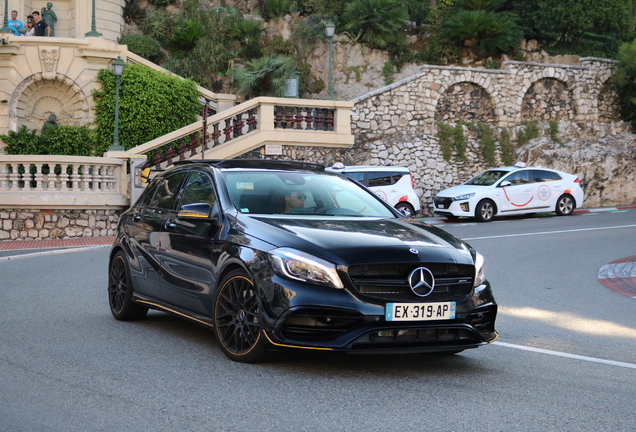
[326,164,421,217]
[433,164,584,222]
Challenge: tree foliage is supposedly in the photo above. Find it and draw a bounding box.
[612,39,636,128]
[93,64,200,154]
[341,0,409,51]
[510,0,633,43]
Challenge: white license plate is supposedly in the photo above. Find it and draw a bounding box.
[438,204,444,208]
[385,302,456,321]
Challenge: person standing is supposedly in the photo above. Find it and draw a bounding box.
[32,11,50,37]
[24,15,35,36]
[41,3,57,37]
[8,10,26,36]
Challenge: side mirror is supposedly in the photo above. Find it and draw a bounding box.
[178,203,213,220]
[499,181,511,187]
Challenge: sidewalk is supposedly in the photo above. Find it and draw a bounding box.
[0,236,115,251]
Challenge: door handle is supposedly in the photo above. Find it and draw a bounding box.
[164,219,177,230]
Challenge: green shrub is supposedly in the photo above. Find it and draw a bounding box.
[499,129,514,166]
[266,0,292,19]
[93,63,200,154]
[453,123,468,161]
[120,34,161,61]
[341,0,409,51]
[140,10,178,45]
[0,125,97,156]
[473,122,496,166]
[0,126,43,155]
[382,62,395,85]
[515,120,539,146]
[437,123,467,161]
[549,120,563,146]
[482,58,500,69]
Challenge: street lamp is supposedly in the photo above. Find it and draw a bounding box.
[325,20,336,101]
[0,0,12,34]
[108,56,125,152]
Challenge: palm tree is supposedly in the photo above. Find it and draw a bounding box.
[232,56,299,98]
[442,9,521,57]
[231,19,266,60]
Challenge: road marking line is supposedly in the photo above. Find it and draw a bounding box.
[0,245,110,262]
[493,341,636,369]
[464,224,636,241]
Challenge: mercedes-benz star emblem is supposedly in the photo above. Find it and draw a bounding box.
[408,267,435,297]
[409,248,419,254]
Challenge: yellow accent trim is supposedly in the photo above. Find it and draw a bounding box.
[136,300,214,327]
[263,331,334,351]
[177,212,208,218]
[488,330,499,343]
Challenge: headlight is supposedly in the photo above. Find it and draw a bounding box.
[453,193,475,201]
[474,252,486,287]
[269,248,344,289]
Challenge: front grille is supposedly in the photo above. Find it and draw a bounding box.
[348,263,474,302]
[351,328,481,350]
[433,197,453,209]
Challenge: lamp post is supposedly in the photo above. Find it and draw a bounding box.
[325,20,336,101]
[0,0,12,34]
[108,57,125,152]
[84,0,102,37]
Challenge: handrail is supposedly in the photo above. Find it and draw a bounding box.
[106,97,355,169]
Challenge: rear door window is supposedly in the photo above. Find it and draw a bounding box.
[531,170,562,182]
[368,172,393,187]
[149,172,187,209]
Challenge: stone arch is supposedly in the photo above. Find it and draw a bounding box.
[434,82,496,123]
[597,79,621,122]
[520,78,575,121]
[9,73,91,133]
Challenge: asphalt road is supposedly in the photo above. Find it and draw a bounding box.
[1,210,635,432]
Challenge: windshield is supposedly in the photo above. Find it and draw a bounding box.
[222,171,396,217]
[465,170,509,186]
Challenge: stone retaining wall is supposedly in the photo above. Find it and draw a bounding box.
[0,209,121,241]
[351,58,619,142]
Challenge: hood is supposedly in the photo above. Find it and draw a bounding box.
[234,215,475,266]
[436,184,486,198]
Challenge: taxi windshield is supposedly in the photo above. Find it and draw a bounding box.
[222,171,396,217]
[465,170,509,186]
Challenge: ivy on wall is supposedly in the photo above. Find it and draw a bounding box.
[93,63,201,154]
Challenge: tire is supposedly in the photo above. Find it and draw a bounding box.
[445,215,460,220]
[395,202,416,217]
[475,199,495,222]
[213,269,272,363]
[555,194,574,216]
[108,250,148,321]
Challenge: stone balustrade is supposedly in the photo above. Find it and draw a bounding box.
[0,155,128,208]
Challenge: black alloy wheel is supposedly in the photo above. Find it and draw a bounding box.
[108,251,148,320]
[214,270,272,363]
[555,194,574,216]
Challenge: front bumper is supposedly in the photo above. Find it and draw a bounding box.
[432,197,473,218]
[256,273,498,353]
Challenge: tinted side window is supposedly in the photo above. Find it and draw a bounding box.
[503,170,531,186]
[532,170,561,182]
[135,179,160,207]
[345,172,365,182]
[368,172,393,187]
[180,172,216,208]
[390,172,405,183]
[149,172,186,209]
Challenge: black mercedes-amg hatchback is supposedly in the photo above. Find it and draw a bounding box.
[108,159,497,362]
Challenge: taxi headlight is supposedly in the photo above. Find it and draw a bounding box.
[269,248,344,289]
[453,193,475,201]
[474,252,486,287]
